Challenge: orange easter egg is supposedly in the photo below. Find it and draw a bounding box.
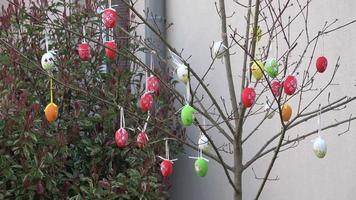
[44,103,58,123]
[282,104,292,122]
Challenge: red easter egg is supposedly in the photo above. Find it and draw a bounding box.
[316,56,328,73]
[102,8,117,29]
[241,87,256,108]
[146,75,159,93]
[136,131,148,149]
[36,181,45,194]
[160,160,173,177]
[139,92,153,112]
[78,42,90,61]
[115,127,128,148]
[271,80,281,97]
[283,75,297,95]
[105,40,117,60]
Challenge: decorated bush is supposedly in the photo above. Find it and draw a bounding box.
[0,0,183,199]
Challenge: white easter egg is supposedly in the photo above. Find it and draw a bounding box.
[313,137,327,159]
[41,51,56,71]
[177,65,188,84]
[264,101,278,119]
[212,41,227,59]
[198,135,209,151]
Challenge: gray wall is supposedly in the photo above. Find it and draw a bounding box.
[161,0,356,200]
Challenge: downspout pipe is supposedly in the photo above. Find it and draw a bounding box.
[145,0,166,72]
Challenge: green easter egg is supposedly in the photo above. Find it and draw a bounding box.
[265,58,279,78]
[181,104,195,126]
[195,158,208,177]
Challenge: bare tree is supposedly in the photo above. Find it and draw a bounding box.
[128,0,356,199]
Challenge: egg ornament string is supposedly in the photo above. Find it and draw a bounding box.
[44,78,58,123]
[41,34,56,71]
[140,53,157,112]
[115,107,129,148]
[146,53,159,93]
[312,105,327,159]
[136,113,150,149]
[158,139,178,177]
[181,79,195,126]
[189,117,209,177]
[42,34,58,123]
[316,35,328,73]
[105,29,117,60]
[169,49,189,84]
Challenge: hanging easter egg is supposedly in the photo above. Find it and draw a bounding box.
[181,104,195,126]
[283,75,297,95]
[251,60,264,80]
[282,103,292,122]
[139,92,153,112]
[146,75,159,93]
[241,87,256,108]
[102,8,117,29]
[160,160,173,177]
[212,41,227,59]
[78,42,91,61]
[136,131,148,149]
[195,158,208,177]
[198,135,210,151]
[177,65,188,84]
[265,58,279,78]
[313,137,327,159]
[316,56,328,73]
[41,51,56,71]
[105,40,117,60]
[271,80,281,97]
[264,102,278,119]
[44,102,58,123]
[115,127,128,148]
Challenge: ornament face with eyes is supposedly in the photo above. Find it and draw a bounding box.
[41,51,56,71]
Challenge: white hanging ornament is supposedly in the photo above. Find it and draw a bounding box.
[312,105,327,159]
[169,49,189,84]
[212,41,227,59]
[41,51,56,71]
[313,137,327,159]
[264,100,278,119]
[189,132,209,177]
[198,134,210,151]
[177,64,188,84]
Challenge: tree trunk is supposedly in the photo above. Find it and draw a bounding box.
[234,138,243,200]
[218,0,243,199]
